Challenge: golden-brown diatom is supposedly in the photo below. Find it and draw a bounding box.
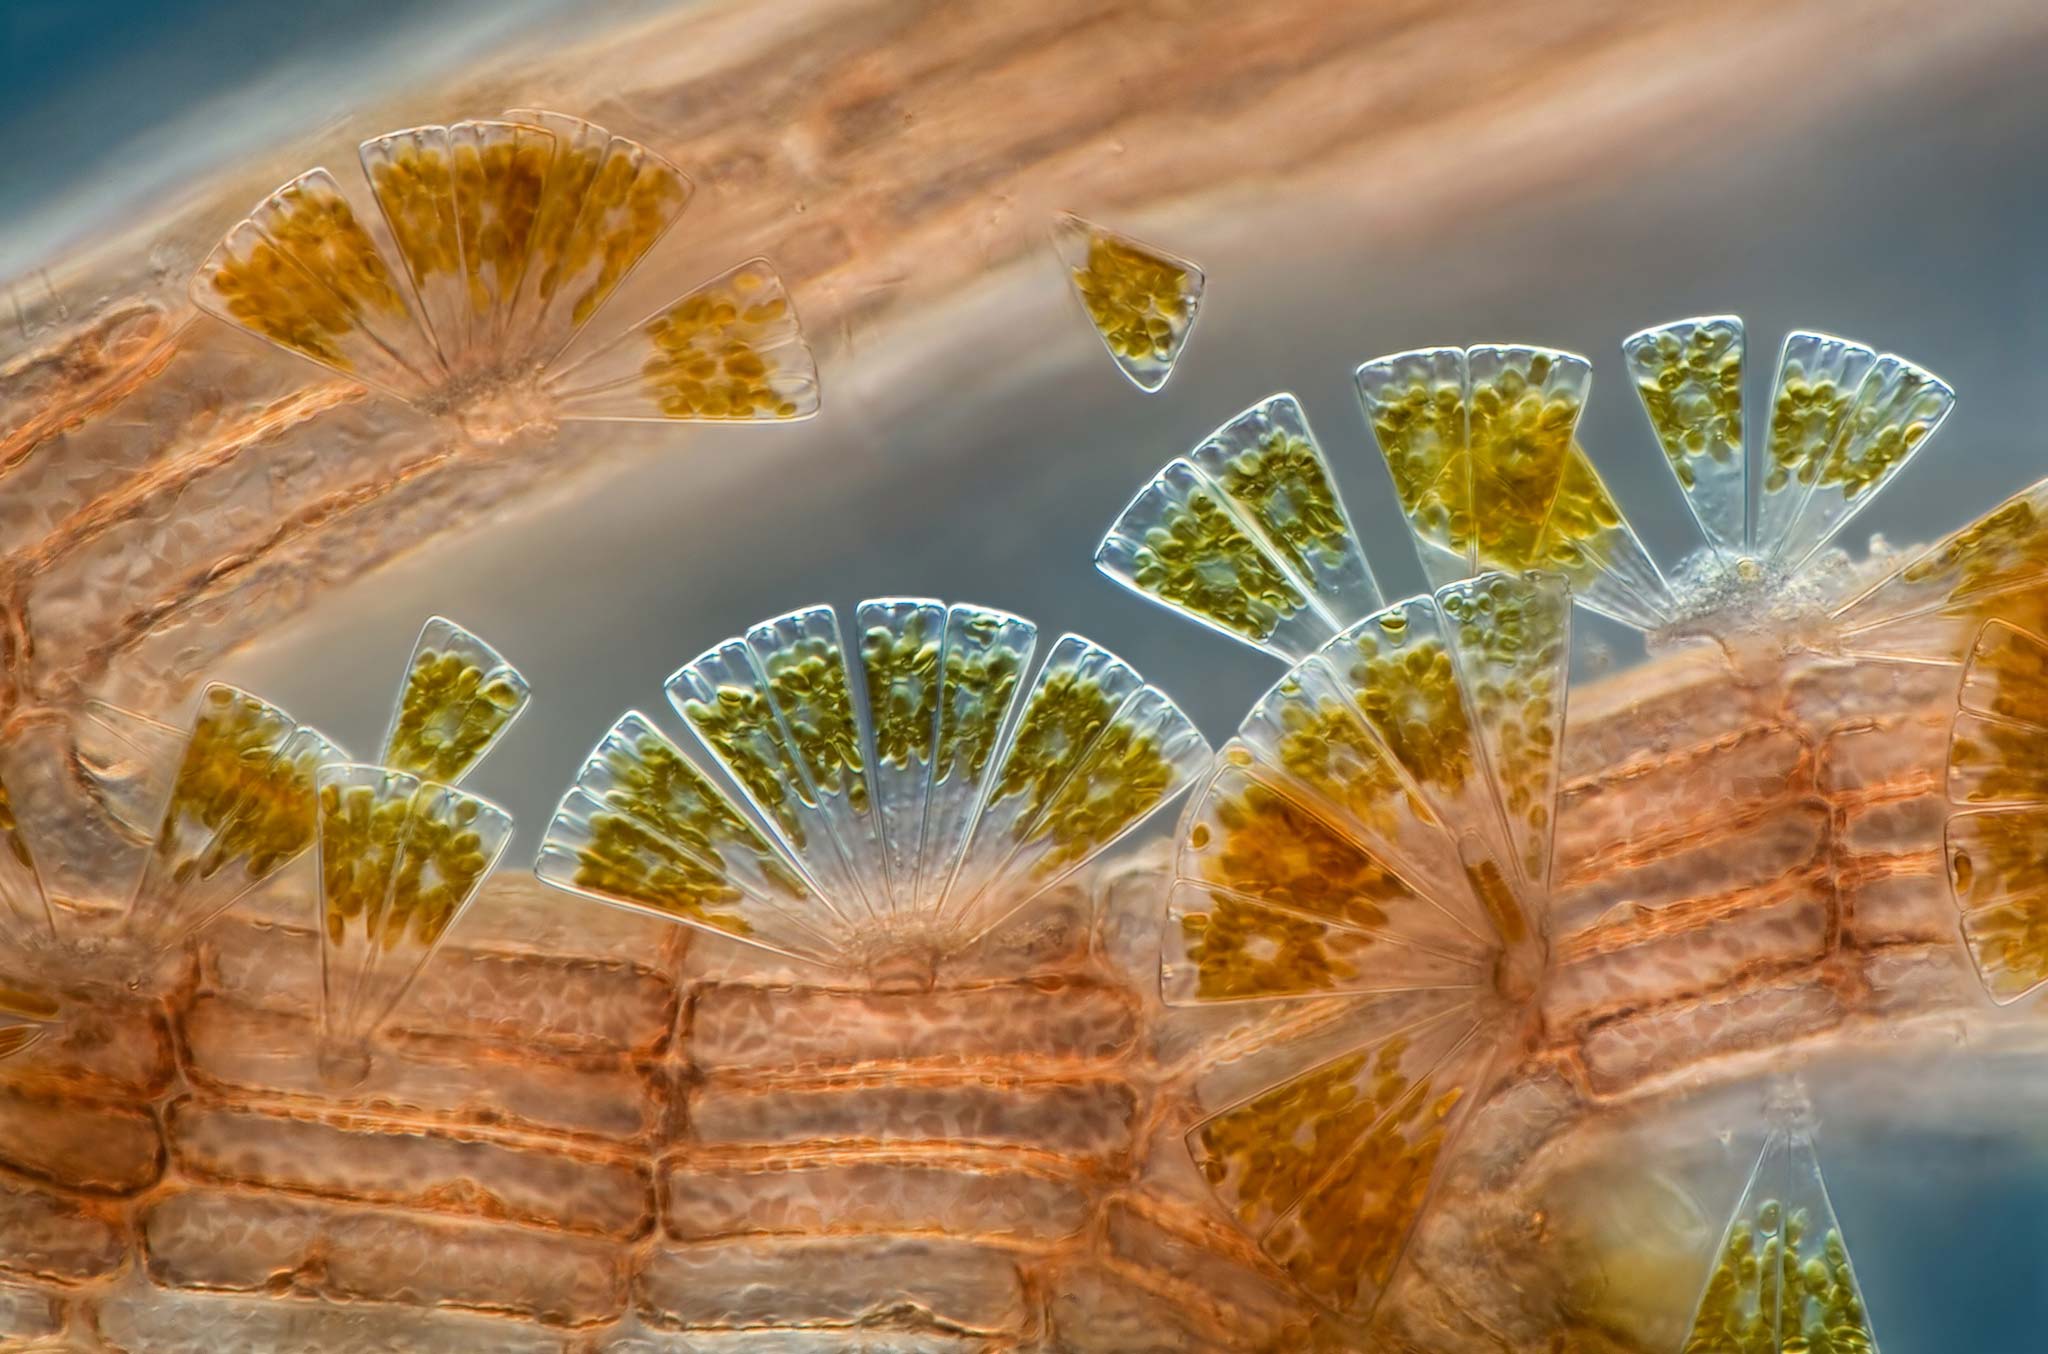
[192,111,819,429]
[1055,211,1205,393]
[537,598,1210,976]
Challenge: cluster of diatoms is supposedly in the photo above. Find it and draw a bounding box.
[540,600,1207,971]
[155,687,321,886]
[1096,311,2000,1336]
[35,621,528,1070]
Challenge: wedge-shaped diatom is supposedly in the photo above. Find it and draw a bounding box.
[1055,211,1204,393]
[315,764,514,1074]
[1682,1111,1881,1354]
[1359,345,1671,628]
[1096,394,1381,660]
[120,685,344,951]
[1621,315,1748,555]
[1163,571,1565,1315]
[193,111,818,428]
[1832,477,2048,661]
[537,599,1210,977]
[1945,619,2048,1002]
[546,257,821,421]
[1753,334,1954,573]
[380,616,532,785]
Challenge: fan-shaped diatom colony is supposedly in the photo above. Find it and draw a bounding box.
[537,599,1209,978]
[3,7,2047,1349]
[194,110,819,432]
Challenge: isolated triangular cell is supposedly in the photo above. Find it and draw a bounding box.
[1055,212,1204,392]
[538,599,1209,973]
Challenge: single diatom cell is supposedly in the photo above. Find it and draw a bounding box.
[547,257,821,421]
[1620,315,1748,555]
[1946,618,2048,1002]
[535,598,1210,978]
[1682,1110,1880,1354]
[192,111,819,429]
[381,616,533,785]
[1163,570,1565,1315]
[1054,211,1204,392]
[121,685,344,953]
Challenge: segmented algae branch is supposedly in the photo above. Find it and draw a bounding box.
[193,109,818,429]
[536,598,1209,978]
[1055,211,1205,392]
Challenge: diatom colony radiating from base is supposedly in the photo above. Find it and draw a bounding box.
[4,8,2047,1349]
